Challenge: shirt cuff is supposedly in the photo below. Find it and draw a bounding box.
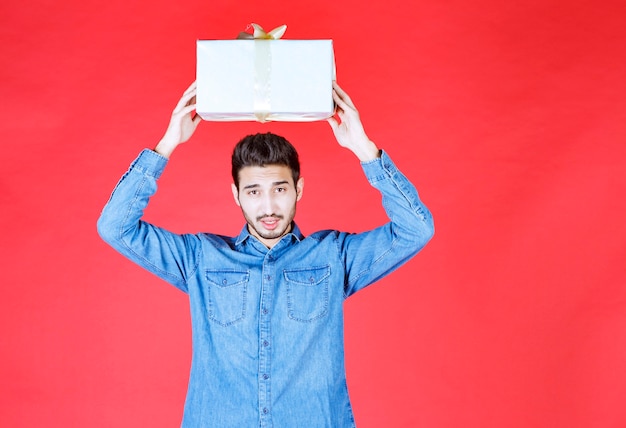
[361,150,398,184]
[129,148,169,179]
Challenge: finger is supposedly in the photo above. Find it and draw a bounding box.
[332,89,348,112]
[175,82,197,110]
[173,89,197,113]
[178,103,197,117]
[327,116,339,132]
[332,81,345,95]
[171,104,196,121]
[183,81,197,95]
[332,82,356,109]
[332,89,356,118]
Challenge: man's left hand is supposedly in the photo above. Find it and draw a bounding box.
[327,82,380,162]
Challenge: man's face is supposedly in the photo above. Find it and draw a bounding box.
[231,164,304,248]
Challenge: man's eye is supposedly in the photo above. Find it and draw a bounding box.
[248,190,258,196]
[275,187,286,193]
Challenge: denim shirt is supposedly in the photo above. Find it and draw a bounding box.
[97,149,434,428]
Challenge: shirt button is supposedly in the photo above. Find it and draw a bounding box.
[263,408,269,414]
[263,374,269,380]
[266,275,271,280]
[262,308,269,315]
[263,340,269,347]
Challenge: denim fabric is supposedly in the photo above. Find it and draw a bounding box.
[97,149,434,428]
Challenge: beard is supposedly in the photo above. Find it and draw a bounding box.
[241,205,297,245]
[252,214,289,240]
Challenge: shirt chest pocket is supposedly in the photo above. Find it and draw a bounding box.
[205,270,249,326]
[283,265,330,322]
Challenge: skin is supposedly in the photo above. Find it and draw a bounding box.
[231,165,304,248]
[154,80,380,248]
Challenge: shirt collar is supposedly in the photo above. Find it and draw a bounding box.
[235,223,304,248]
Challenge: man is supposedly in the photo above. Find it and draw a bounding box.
[97,81,434,427]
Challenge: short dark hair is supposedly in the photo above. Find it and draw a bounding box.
[231,132,300,189]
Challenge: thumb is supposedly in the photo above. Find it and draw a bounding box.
[327,116,339,133]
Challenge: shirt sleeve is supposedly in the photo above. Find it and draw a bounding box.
[340,150,435,297]
[97,149,201,293]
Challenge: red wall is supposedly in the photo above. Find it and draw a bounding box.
[2,0,625,426]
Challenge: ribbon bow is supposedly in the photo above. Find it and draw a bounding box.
[237,23,287,40]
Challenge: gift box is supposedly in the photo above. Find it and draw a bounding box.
[196,35,336,122]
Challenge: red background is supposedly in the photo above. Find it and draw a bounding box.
[2,0,625,427]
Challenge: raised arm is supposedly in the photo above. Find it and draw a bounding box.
[97,83,204,292]
[327,83,434,296]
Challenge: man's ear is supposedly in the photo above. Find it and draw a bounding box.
[296,177,304,201]
[231,183,241,207]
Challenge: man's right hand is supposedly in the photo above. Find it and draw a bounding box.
[154,81,202,158]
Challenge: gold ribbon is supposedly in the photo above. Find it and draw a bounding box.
[238,24,287,122]
[237,23,287,40]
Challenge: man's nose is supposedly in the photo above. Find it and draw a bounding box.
[260,193,276,213]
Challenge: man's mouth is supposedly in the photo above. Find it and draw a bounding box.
[258,216,282,230]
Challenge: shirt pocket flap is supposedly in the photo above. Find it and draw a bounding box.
[283,265,330,286]
[205,270,250,287]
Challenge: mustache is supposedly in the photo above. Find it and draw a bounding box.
[256,214,284,221]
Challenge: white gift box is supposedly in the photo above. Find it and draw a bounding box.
[196,39,336,122]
